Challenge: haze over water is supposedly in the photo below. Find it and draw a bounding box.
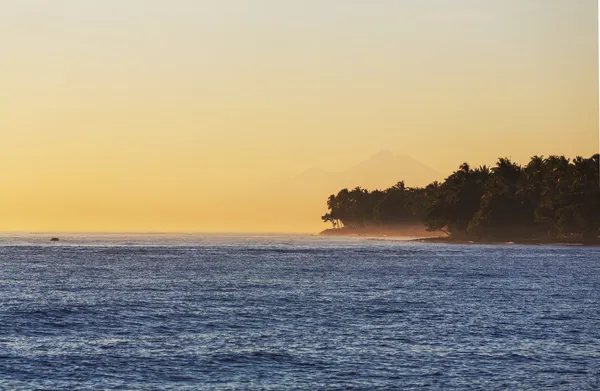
[1,234,599,390]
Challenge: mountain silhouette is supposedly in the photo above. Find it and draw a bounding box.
[291,150,443,193]
[231,151,444,230]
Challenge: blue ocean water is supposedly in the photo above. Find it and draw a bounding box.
[0,234,599,390]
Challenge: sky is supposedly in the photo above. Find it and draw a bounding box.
[0,0,598,232]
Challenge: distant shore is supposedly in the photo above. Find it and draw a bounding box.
[319,227,600,246]
[319,225,442,239]
[411,236,600,247]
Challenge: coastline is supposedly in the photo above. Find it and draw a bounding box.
[319,225,442,239]
[411,236,600,247]
[319,227,600,247]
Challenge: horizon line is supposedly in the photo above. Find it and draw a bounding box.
[0,230,319,235]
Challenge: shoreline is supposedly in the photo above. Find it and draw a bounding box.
[320,228,600,247]
[411,237,600,247]
[319,226,439,239]
[410,237,600,247]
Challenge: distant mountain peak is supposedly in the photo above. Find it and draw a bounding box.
[341,151,443,189]
[267,151,443,193]
[368,149,395,160]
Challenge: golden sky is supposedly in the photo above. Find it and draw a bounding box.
[1,0,598,232]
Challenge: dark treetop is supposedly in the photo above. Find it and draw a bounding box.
[322,154,600,243]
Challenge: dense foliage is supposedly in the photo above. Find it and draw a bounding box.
[322,155,600,241]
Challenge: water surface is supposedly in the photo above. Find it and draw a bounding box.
[1,234,599,390]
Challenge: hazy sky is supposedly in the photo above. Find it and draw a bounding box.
[1,0,598,232]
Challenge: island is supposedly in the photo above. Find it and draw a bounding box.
[320,154,600,246]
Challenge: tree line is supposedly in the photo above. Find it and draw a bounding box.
[322,154,600,242]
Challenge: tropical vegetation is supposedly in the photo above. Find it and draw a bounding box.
[321,155,600,243]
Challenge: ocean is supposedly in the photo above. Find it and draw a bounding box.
[1,234,599,390]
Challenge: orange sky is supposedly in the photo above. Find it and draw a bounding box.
[1,0,598,232]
